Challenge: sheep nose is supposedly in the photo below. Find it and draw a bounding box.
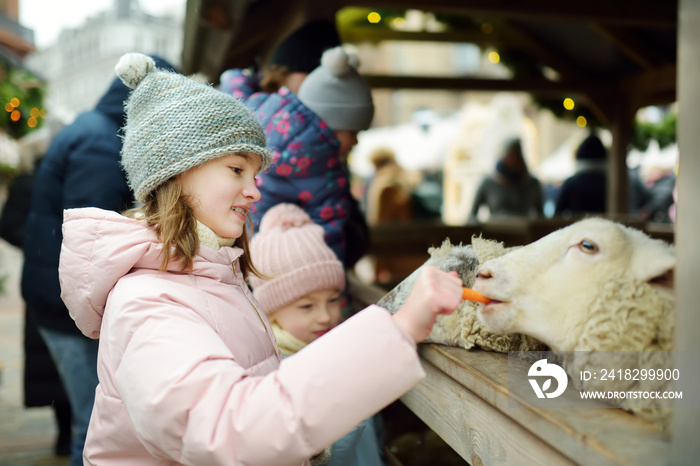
[476,266,493,280]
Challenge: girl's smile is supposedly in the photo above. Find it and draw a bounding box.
[178,152,262,239]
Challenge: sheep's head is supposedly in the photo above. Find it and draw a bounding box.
[378,237,546,352]
[473,218,675,352]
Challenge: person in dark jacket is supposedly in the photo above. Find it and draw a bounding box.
[555,134,651,216]
[20,56,174,466]
[0,117,72,456]
[468,138,544,223]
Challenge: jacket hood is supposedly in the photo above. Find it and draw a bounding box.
[59,207,243,338]
[93,76,132,129]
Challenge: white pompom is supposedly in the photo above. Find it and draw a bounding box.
[321,46,358,77]
[115,53,156,89]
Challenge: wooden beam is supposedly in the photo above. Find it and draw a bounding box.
[494,19,580,79]
[344,21,580,79]
[341,26,505,46]
[593,25,667,71]
[621,64,677,97]
[608,95,634,215]
[342,0,677,28]
[182,0,204,75]
[363,74,611,97]
[580,92,615,128]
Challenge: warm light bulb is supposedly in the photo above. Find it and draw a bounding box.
[488,51,500,64]
[367,12,381,23]
[392,17,405,29]
[563,98,575,110]
[576,116,587,127]
[10,110,21,121]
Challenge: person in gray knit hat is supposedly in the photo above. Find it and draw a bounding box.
[116,53,271,203]
[221,45,373,279]
[297,46,374,135]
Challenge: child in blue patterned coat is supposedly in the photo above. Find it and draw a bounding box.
[220,46,374,270]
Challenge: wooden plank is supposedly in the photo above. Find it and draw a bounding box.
[672,0,700,460]
[402,358,576,465]
[417,345,671,465]
[365,218,670,263]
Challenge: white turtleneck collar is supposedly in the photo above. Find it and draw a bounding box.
[196,221,236,250]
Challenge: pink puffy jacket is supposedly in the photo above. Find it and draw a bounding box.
[59,208,425,465]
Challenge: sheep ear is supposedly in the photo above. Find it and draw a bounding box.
[630,245,675,287]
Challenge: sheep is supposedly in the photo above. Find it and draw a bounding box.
[378,236,546,353]
[472,217,676,430]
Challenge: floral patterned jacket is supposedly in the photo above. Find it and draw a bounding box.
[220,69,351,264]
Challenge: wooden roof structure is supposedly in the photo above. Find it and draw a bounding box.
[183,0,678,214]
[182,1,700,461]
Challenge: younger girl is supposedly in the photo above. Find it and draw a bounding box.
[249,203,385,466]
[58,53,462,466]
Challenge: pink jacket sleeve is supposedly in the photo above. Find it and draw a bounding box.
[111,300,424,466]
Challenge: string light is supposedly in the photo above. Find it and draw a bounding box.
[576,116,587,127]
[367,12,381,23]
[563,98,575,110]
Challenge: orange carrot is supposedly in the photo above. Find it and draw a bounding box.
[462,287,492,304]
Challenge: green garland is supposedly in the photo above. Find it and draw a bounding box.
[0,62,45,139]
[632,112,676,151]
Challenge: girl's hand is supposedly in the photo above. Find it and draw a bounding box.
[391,266,462,343]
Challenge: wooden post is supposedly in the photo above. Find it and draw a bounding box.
[672,0,700,463]
[608,96,633,215]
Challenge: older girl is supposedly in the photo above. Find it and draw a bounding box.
[58,53,462,466]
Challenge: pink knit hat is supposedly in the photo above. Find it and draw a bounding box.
[249,203,346,314]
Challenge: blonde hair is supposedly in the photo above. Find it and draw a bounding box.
[123,178,263,278]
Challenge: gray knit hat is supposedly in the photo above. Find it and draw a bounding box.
[297,46,374,132]
[115,53,271,202]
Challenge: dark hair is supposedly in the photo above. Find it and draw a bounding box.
[576,135,607,161]
[268,20,341,73]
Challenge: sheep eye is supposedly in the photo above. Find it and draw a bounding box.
[578,240,598,254]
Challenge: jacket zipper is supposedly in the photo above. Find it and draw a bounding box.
[232,259,281,360]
